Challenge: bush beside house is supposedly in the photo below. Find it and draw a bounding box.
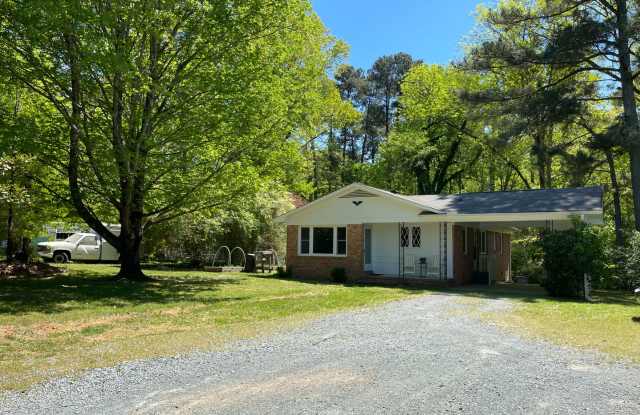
[538,222,606,298]
[331,267,347,283]
[616,231,640,290]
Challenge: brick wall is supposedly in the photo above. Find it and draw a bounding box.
[453,226,511,285]
[453,225,474,285]
[286,224,366,280]
[486,231,512,281]
[498,233,511,281]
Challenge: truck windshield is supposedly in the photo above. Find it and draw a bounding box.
[64,234,83,244]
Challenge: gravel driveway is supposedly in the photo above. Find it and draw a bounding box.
[2,292,639,414]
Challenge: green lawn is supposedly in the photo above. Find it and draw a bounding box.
[0,263,422,392]
[475,287,640,363]
[2,264,638,392]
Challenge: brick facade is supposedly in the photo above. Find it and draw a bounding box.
[287,223,510,284]
[487,231,511,282]
[286,224,366,280]
[452,225,511,285]
[452,225,474,285]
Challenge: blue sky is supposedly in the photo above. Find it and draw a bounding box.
[312,0,493,69]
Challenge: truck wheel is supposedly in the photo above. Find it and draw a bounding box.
[53,252,69,263]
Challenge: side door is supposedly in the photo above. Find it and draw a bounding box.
[75,235,100,260]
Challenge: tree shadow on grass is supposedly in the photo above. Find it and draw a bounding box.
[0,269,245,315]
[256,273,451,295]
[259,273,640,307]
[424,286,545,304]
[429,286,640,307]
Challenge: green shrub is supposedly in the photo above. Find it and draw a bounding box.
[276,266,292,278]
[619,231,640,290]
[330,267,347,283]
[538,221,605,298]
[511,233,543,279]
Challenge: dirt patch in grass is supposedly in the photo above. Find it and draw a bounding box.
[15,315,136,340]
[0,325,16,338]
[0,262,63,279]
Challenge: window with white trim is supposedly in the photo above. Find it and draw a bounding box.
[300,227,310,254]
[298,226,347,256]
[337,227,347,255]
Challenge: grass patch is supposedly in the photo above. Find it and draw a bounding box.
[0,263,421,392]
[482,288,640,363]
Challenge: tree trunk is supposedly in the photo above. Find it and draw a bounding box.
[311,139,318,199]
[384,94,391,138]
[360,134,368,163]
[534,134,547,188]
[488,156,495,191]
[605,149,624,246]
[630,148,640,230]
[616,0,640,230]
[116,228,147,280]
[545,152,553,188]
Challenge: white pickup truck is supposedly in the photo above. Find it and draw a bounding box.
[37,232,119,263]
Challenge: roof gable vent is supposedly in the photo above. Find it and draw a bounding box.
[339,189,379,198]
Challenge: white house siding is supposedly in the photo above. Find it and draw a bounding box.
[370,223,399,275]
[283,193,424,226]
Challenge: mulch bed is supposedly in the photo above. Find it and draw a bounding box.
[0,262,64,279]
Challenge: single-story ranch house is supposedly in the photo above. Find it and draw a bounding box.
[275,183,603,285]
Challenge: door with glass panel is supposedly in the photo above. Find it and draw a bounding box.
[400,224,423,276]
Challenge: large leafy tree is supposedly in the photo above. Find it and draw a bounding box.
[0,0,341,278]
[462,0,640,229]
[299,75,360,198]
[366,52,420,159]
[375,64,482,194]
[0,84,64,260]
[334,65,368,162]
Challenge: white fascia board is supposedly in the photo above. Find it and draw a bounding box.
[416,211,604,223]
[274,183,442,224]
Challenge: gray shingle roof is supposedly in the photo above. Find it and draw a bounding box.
[403,186,603,214]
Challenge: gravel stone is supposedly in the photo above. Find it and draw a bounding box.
[1,293,639,414]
